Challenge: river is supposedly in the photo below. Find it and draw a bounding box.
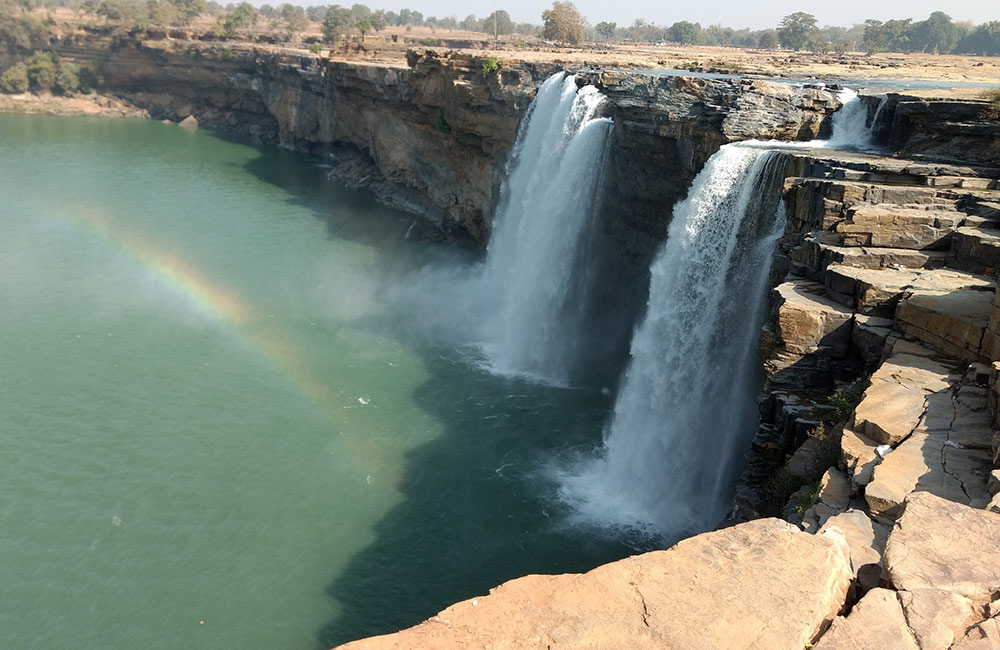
[0,114,632,649]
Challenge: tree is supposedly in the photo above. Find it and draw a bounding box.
[778,11,817,50]
[956,21,1000,55]
[355,16,370,40]
[369,8,386,31]
[172,0,204,22]
[484,9,513,36]
[541,1,585,44]
[910,11,959,54]
[349,3,369,21]
[53,61,79,95]
[321,5,351,42]
[668,20,700,44]
[220,1,255,35]
[26,50,56,90]
[807,33,830,53]
[280,3,307,37]
[759,28,779,49]
[0,62,28,93]
[594,21,615,40]
[459,13,479,31]
[148,0,180,26]
[863,19,885,53]
[703,24,732,46]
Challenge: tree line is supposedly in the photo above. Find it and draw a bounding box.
[2,0,1000,56]
[591,10,1000,55]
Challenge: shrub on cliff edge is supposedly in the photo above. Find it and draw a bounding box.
[980,88,1000,120]
[0,62,28,93]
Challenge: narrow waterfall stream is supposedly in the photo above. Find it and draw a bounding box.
[480,72,613,385]
[559,144,789,537]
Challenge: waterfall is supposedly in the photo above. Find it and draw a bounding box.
[479,72,613,385]
[826,88,878,150]
[559,143,787,537]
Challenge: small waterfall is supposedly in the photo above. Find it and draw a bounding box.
[559,143,787,537]
[826,88,878,150]
[480,72,613,385]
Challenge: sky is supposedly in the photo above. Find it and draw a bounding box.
[309,0,998,31]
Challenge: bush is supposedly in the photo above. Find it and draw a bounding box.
[26,51,58,92]
[307,42,323,54]
[980,88,1000,120]
[481,55,499,76]
[0,62,29,94]
[53,63,79,96]
[829,377,868,422]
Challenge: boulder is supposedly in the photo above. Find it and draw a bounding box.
[897,588,978,650]
[813,588,919,650]
[819,510,887,581]
[773,279,854,356]
[335,519,853,650]
[841,426,881,489]
[884,492,1000,605]
[853,352,955,446]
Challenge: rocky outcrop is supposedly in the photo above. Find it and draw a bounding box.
[872,93,1000,166]
[335,518,852,650]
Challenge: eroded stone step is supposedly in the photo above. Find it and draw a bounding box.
[951,226,1000,275]
[824,264,993,317]
[791,231,947,278]
[834,204,965,250]
[897,287,995,361]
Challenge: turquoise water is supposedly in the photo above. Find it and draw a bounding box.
[0,115,632,649]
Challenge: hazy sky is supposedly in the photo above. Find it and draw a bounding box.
[340,0,997,31]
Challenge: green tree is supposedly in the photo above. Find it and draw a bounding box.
[459,13,479,31]
[369,9,386,31]
[219,0,254,35]
[280,3,307,36]
[594,20,615,40]
[174,0,205,24]
[349,3,369,21]
[862,19,885,53]
[484,9,513,36]
[541,1,585,44]
[910,11,959,53]
[355,16,370,40]
[668,20,700,44]
[778,11,817,50]
[53,61,79,95]
[759,29,779,49]
[148,0,180,26]
[957,21,1000,55]
[26,50,56,90]
[321,5,351,42]
[0,61,28,93]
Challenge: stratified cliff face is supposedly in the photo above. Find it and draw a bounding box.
[49,38,839,248]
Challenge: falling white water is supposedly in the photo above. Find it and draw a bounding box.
[558,143,788,537]
[480,72,613,385]
[826,88,879,150]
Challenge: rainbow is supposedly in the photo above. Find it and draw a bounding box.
[53,204,395,482]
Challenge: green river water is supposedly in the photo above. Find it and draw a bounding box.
[0,115,633,649]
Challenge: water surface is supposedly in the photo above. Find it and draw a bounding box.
[0,115,632,649]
